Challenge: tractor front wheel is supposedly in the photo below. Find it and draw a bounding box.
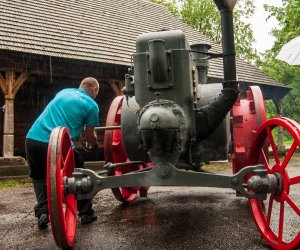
[248,117,300,250]
[47,126,77,249]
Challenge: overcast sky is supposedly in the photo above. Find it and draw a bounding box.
[249,0,283,53]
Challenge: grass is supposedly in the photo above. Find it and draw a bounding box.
[0,178,32,189]
[201,161,232,171]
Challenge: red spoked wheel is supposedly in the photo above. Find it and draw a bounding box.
[231,86,267,174]
[248,117,300,250]
[47,126,77,249]
[104,96,145,203]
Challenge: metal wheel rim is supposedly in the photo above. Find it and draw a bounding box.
[47,126,77,248]
[248,117,300,250]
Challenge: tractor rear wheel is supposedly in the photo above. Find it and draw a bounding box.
[248,117,300,250]
[104,96,145,203]
[47,126,77,249]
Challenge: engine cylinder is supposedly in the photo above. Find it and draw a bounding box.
[137,99,187,165]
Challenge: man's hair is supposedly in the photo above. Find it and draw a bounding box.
[80,77,99,89]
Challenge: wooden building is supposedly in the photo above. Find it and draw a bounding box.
[0,0,290,161]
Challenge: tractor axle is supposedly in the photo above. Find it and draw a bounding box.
[64,163,280,201]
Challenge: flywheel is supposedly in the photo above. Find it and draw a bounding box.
[231,86,267,173]
[104,96,147,202]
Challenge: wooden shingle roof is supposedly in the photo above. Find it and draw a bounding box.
[0,0,283,87]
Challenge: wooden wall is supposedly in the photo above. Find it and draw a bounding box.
[0,51,128,160]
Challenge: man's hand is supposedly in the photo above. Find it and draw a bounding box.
[85,126,98,146]
[81,141,98,152]
[89,143,98,150]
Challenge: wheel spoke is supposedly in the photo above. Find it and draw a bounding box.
[121,188,130,199]
[278,202,285,244]
[65,197,77,217]
[60,156,66,176]
[266,127,280,165]
[260,148,271,172]
[280,140,297,171]
[290,176,300,185]
[63,147,73,169]
[266,195,274,224]
[284,192,300,216]
[61,168,64,179]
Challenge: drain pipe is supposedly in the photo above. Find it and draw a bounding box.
[196,0,239,139]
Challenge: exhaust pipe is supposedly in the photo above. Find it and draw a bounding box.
[213,0,237,82]
[196,0,239,139]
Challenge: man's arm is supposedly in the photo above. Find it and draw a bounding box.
[85,126,98,147]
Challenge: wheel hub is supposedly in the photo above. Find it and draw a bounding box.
[274,170,289,203]
[247,170,283,195]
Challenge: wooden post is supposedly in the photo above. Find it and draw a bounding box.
[273,98,285,154]
[0,69,29,157]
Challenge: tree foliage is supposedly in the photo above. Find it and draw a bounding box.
[258,0,300,122]
[181,0,221,42]
[181,0,258,62]
[150,0,180,16]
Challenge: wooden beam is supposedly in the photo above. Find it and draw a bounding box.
[6,70,14,99]
[13,72,29,95]
[0,73,6,93]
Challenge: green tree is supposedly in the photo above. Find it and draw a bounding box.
[259,0,300,122]
[150,0,180,16]
[181,0,257,62]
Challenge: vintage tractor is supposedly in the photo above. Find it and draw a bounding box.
[46,0,300,249]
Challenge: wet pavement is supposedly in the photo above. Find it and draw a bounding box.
[0,164,299,250]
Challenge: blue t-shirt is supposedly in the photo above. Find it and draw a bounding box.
[27,88,99,142]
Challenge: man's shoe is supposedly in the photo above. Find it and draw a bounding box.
[80,212,97,225]
[38,213,50,229]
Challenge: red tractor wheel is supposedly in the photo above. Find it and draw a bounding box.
[104,96,144,203]
[47,126,77,249]
[231,86,267,174]
[248,117,300,250]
